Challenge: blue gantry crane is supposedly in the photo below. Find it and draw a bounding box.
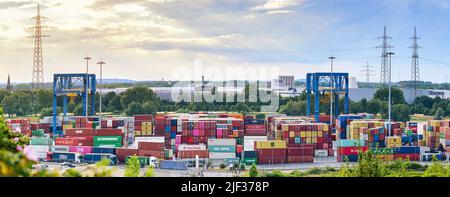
[52,73,96,135]
[306,72,349,122]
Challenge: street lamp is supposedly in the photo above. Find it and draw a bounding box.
[97,60,106,128]
[84,56,91,117]
[328,56,336,125]
[387,52,395,136]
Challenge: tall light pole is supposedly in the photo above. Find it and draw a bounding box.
[84,56,91,117]
[97,60,106,128]
[387,52,395,136]
[328,56,336,125]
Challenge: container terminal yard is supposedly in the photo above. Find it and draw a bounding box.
[4,1,450,184]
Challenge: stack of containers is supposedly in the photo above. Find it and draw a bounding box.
[372,147,394,161]
[75,117,93,128]
[64,128,95,146]
[177,144,208,159]
[336,139,367,162]
[255,140,287,164]
[31,123,51,134]
[208,139,236,160]
[216,124,233,139]
[137,141,165,158]
[166,116,182,149]
[180,119,213,145]
[244,119,266,136]
[393,146,420,161]
[29,135,52,160]
[123,117,134,146]
[280,123,332,156]
[386,136,402,148]
[216,118,244,142]
[134,115,153,136]
[335,114,363,140]
[359,127,386,148]
[349,120,384,140]
[269,116,306,140]
[7,119,31,136]
[32,129,45,137]
[154,114,166,136]
[426,120,450,150]
[100,118,124,128]
[441,127,450,152]
[385,122,406,136]
[407,121,418,134]
[287,144,314,163]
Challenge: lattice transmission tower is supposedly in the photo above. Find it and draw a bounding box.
[361,60,375,85]
[410,26,421,97]
[377,26,393,86]
[31,3,49,89]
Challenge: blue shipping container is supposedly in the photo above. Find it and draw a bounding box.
[93,147,116,155]
[52,152,77,163]
[159,160,188,170]
[339,155,358,162]
[393,146,420,154]
[243,151,257,158]
[83,153,117,165]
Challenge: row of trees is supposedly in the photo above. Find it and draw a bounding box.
[3,86,450,122]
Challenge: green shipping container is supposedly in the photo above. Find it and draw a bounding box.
[30,137,52,146]
[208,145,236,153]
[94,136,122,147]
[372,148,394,155]
[32,129,45,137]
[243,158,257,165]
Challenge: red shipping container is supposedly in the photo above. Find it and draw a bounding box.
[393,154,420,161]
[258,157,286,164]
[245,124,265,130]
[337,146,368,155]
[287,147,314,156]
[137,150,164,158]
[256,149,287,157]
[138,142,165,151]
[55,138,79,146]
[116,148,138,162]
[134,114,154,121]
[287,156,314,163]
[65,128,95,136]
[178,150,209,159]
[95,128,123,136]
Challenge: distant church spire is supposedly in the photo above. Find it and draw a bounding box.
[6,74,12,91]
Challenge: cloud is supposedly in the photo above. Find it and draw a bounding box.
[251,0,305,11]
[266,10,292,14]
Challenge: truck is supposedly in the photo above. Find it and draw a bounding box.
[83,153,118,166]
[51,152,82,164]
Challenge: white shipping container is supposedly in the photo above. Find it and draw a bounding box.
[314,150,329,157]
[209,152,236,159]
[208,139,236,146]
[243,136,268,151]
[178,144,207,151]
[52,145,70,152]
[134,136,165,143]
[29,145,50,159]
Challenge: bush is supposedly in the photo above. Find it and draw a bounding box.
[240,164,246,171]
[219,163,226,169]
[124,155,140,177]
[249,163,258,177]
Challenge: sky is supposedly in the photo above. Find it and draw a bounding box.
[1,0,450,83]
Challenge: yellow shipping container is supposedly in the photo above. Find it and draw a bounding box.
[306,138,312,144]
[289,131,295,138]
[281,125,289,131]
[141,130,152,135]
[312,131,317,138]
[135,130,142,136]
[63,125,73,130]
[306,131,312,137]
[386,136,402,148]
[318,131,323,137]
[312,137,317,143]
[255,140,287,149]
[300,131,306,138]
[142,122,152,126]
[323,124,329,132]
[376,154,394,161]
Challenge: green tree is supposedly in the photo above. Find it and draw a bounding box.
[249,163,258,177]
[373,87,406,105]
[124,155,141,177]
[2,95,18,116]
[109,95,122,111]
[125,102,143,116]
[392,104,411,122]
[434,107,445,120]
[40,107,53,118]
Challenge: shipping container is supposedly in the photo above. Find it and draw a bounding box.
[29,145,50,160]
[93,136,122,147]
[208,145,236,153]
[93,147,116,155]
[255,140,287,149]
[64,128,95,136]
[207,138,236,146]
[138,142,165,151]
[69,146,93,154]
[209,152,236,159]
[95,128,123,136]
[116,148,138,162]
[159,160,188,170]
[51,152,81,163]
[287,156,314,163]
[83,153,117,165]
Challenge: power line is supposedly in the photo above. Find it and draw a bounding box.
[361,60,375,84]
